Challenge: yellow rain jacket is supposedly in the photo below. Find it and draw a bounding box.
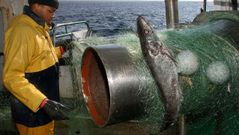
[3,14,62,116]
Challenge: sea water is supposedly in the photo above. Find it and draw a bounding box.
[54,1,214,36]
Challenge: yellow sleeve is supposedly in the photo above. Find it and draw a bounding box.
[3,27,46,113]
[54,46,63,59]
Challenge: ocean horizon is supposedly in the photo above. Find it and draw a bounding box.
[58,0,214,2]
[54,1,214,36]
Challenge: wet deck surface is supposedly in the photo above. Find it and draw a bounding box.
[55,111,149,135]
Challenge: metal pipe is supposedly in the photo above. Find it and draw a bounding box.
[231,0,238,10]
[179,115,186,135]
[81,45,144,127]
[203,0,207,12]
[165,0,179,28]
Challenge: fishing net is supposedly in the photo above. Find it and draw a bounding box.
[64,11,239,134]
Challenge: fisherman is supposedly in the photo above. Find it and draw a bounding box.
[3,0,70,134]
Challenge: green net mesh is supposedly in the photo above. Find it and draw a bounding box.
[67,14,239,133]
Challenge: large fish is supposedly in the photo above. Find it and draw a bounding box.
[137,16,181,130]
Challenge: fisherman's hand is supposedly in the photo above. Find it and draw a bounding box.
[59,39,74,52]
[41,98,70,120]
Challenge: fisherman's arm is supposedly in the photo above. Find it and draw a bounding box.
[3,29,46,113]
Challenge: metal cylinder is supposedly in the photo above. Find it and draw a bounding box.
[81,45,144,126]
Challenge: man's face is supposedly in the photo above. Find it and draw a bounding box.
[37,4,56,25]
